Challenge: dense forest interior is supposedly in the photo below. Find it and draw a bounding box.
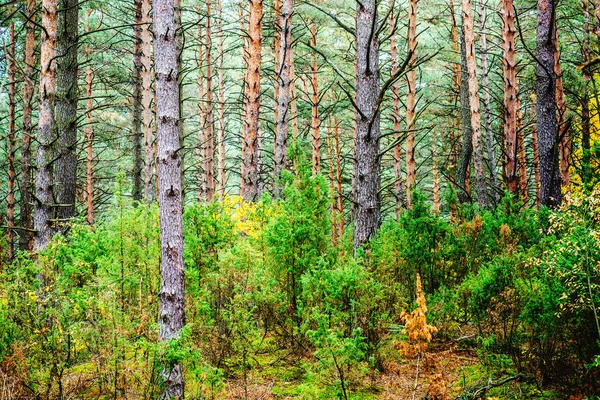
[1,0,600,397]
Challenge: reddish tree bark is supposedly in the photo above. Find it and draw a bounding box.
[310,22,321,175]
[85,10,94,224]
[6,20,16,260]
[405,0,418,206]
[216,0,227,199]
[389,0,404,215]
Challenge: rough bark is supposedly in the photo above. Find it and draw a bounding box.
[448,0,461,179]
[54,0,79,231]
[142,0,155,201]
[273,0,282,135]
[35,0,58,250]
[456,25,472,204]
[216,0,226,199]
[517,99,528,203]
[389,0,404,215]
[555,26,568,191]
[274,0,293,194]
[290,48,299,140]
[405,0,418,206]
[154,0,186,395]
[433,131,440,213]
[197,13,206,201]
[327,123,337,246]
[353,0,381,250]
[479,0,498,202]
[241,0,263,201]
[204,0,216,201]
[20,0,36,251]
[85,10,94,224]
[310,22,321,175]
[501,0,518,195]
[7,20,16,260]
[462,0,488,208]
[582,91,591,185]
[334,117,344,238]
[536,0,561,207]
[133,0,144,202]
[531,93,541,208]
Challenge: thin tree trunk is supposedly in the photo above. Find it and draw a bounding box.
[353,0,381,250]
[204,0,216,201]
[327,122,337,246]
[274,0,293,194]
[55,0,79,231]
[290,47,299,141]
[389,0,404,215]
[536,0,561,207]
[85,10,94,224]
[133,0,144,202]
[517,99,528,203]
[273,0,282,135]
[433,130,440,213]
[35,0,58,250]
[405,0,418,206]
[479,0,498,202]
[154,0,185,395]
[216,0,227,199]
[531,94,541,208]
[555,27,569,191]
[6,20,16,260]
[241,0,263,201]
[448,0,461,180]
[501,0,518,196]
[239,1,248,196]
[462,0,488,208]
[456,24,472,204]
[20,0,36,251]
[581,1,592,186]
[310,22,320,175]
[334,117,344,238]
[197,12,206,200]
[142,0,155,201]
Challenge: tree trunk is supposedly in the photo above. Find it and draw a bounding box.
[132,0,144,202]
[290,47,299,141]
[153,0,185,395]
[448,0,461,181]
[405,0,418,206]
[501,0,518,196]
[85,10,94,224]
[334,117,344,238]
[536,0,561,207]
[142,0,155,201]
[20,0,36,251]
[353,0,381,250]
[582,91,591,185]
[204,0,216,201]
[517,100,529,203]
[274,0,293,194]
[555,26,569,191]
[310,22,321,175]
[327,123,337,246]
[197,12,206,200]
[456,24,472,204]
[273,0,282,136]
[479,0,498,202]
[389,0,404,215]
[462,0,488,208]
[241,0,263,201]
[7,20,16,260]
[531,94,541,208]
[35,0,58,250]
[216,0,226,199]
[54,0,79,231]
[433,131,440,213]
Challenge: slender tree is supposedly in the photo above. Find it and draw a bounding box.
[6,18,16,260]
[142,0,155,201]
[462,0,488,208]
[204,0,216,201]
[85,9,94,224]
[153,0,185,395]
[216,0,227,198]
[54,0,79,230]
[405,0,418,206]
[132,0,144,202]
[389,0,404,215]
[35,0,58,250]
[241,0,264,201]
[310,22,320,175]
[456,25,472,204]
[353,0,381,249]
[501,0,518,195]
[536,0,561,206]
[20,0,36,250]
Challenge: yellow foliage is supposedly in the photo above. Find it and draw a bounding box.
[221,195,279,239]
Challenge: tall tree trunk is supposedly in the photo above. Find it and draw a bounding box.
[35,0,58,250]
[241,0,263,201]
[85,10,94,224]
[7,20,16,260]
[353,0,381,250]
[204,0,216,201]
[216,0,226,199]
[290,47,299,141]
[531,93,541,208]
[154,0,185,395]
[20,0,36,251]
[132,0,144,202]
[517,100,529,203]
[274,0,293,194]
[479,0,498,202]
[389,0,404,215]
[462,0,488,208]
[310,22,321,175]
[334,117,344,239]
[581,0,592,186]
[433,131,440,213]
[54,0,79,230]
[456,25,472,204]
[197,12,206,200]
[555,26,569,191]
[327,123,337,246]
[536,0,561,207]
[448,0,461,180]
[501,0,518,196]
[405,0,418,206]
[142,0,155,201]
[273,0,282,135]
